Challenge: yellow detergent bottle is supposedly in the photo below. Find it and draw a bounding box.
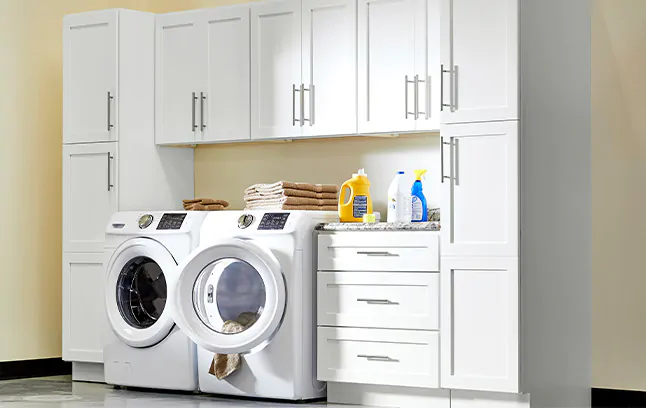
[338,168,373,222]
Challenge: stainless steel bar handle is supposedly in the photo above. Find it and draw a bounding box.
[415,75,427,118]
[440,65,452,111]
[107,153,114,191]
[191,92,198,131]
[452,65,459,112]
[200,92,206,131]
[107,92,114,131]
[405,75,409,119]
[357,298,400,305]
[357,355,399,363]
[300,84,306,127]
[441,137,452,183]
[303,84,313,126]
[356,251,400,257]
[292,85,299,126]
[425,76,430,119]
[413,75,419,120]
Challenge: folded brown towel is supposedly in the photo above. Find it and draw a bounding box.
[245,197,338,206]
[187,203,226,211]
[245,181,339,195]
[245,203,337,211]
[183,198,229,211]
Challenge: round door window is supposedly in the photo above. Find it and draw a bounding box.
[116,256,167,329]
[193,258,266,335]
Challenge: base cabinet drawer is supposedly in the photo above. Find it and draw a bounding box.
[317,327,440,389]
[318,272,439,330]
[318,232,439,272]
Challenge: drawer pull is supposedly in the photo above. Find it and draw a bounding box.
[357,354,399,363]
[356,251,400,257]
[356,298,399,305]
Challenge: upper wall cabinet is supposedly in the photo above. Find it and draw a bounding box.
[358,0,439,134]
[250,0,357,139]
[440,0,518,124]
[63,10,118,144]
[250,0,303,139]
[156,7,251,145]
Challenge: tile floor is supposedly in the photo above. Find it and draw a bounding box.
[0,376,332,407]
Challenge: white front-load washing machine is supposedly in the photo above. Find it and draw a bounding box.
[172,210,338,401]
[103,211,207,391]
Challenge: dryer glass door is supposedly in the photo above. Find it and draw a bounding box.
[174,238,286,355]
[105,237,178,348]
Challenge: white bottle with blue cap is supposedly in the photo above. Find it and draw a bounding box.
[387,171,412,223]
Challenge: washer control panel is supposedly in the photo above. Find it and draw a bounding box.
[157,213,187,230]
[258,213,290,230]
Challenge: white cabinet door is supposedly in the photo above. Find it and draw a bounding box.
[202,6,251,142]
[251,0,302,139]
[358,0,417,134]
[155,12,205,145]
[62,252,106,363]
[415,0,441,132]
[441,121,518,258]
[62,143,118,253]
[440,257,519,393]
[63,10,118,144]
[440,0,518,124]
[301,0,357,137]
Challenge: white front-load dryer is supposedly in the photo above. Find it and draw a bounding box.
[173,210,338,401]
[103,211,207,391]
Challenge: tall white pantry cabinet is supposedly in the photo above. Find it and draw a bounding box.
[62,9,194,382]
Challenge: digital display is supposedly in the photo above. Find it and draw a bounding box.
[258,213,290,230]
[157,213,187,230]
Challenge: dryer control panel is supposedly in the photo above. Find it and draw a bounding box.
[257,213,290,230]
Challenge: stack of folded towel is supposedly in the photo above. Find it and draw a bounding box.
[183,198,230,211]
[244,181,339,211]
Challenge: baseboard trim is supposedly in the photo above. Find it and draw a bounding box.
[0,358,71,381]
[593,388,646,407]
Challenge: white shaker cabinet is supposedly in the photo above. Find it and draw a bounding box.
[440,0,518,124]
[155,11,205,145]
[440,121,518,258]
[358,0,439,134]
[62,253,107,363]
[62,143,118,254]
[63,10,117,144]
[250,0,303,139]
[301,0,357,137]
[202,6,251,142]
[440,257,519,393]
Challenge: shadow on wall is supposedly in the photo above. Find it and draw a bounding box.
[194,134,441,214]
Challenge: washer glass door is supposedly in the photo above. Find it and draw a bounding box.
[174,238,286,355]
[105,238,178,348]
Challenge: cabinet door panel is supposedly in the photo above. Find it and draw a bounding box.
[440,0,518,124]
[302,0,357,137]
[358,0,417,133]
[441,121,518,258]
[203,6,251,142]
[156,12,204,145]
[62,143,117,253]
[440,257,519,393]
[62,253,106,363]
[415,0,441,131]
[251,0,302,139]
[63,10,117,144]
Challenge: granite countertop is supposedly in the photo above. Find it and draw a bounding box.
[315,221,441,231]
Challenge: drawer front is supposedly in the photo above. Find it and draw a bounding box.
[317,232,439,272]
[318,272,439,330]
[317,327,439,389]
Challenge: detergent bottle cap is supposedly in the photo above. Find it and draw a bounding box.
[414,169,427,180]
[354,168,368,178]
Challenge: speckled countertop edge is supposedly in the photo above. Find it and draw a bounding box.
[315,221,441,231]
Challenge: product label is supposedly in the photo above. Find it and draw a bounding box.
[353,195,368,219]
[388,196,396,211]
[411,196,423,221]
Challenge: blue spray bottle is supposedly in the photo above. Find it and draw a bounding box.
[411,169,428,222]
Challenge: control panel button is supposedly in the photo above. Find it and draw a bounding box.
[138,214,154,229]
[238,214,254,229]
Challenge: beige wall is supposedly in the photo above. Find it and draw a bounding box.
[592,0,646,391]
